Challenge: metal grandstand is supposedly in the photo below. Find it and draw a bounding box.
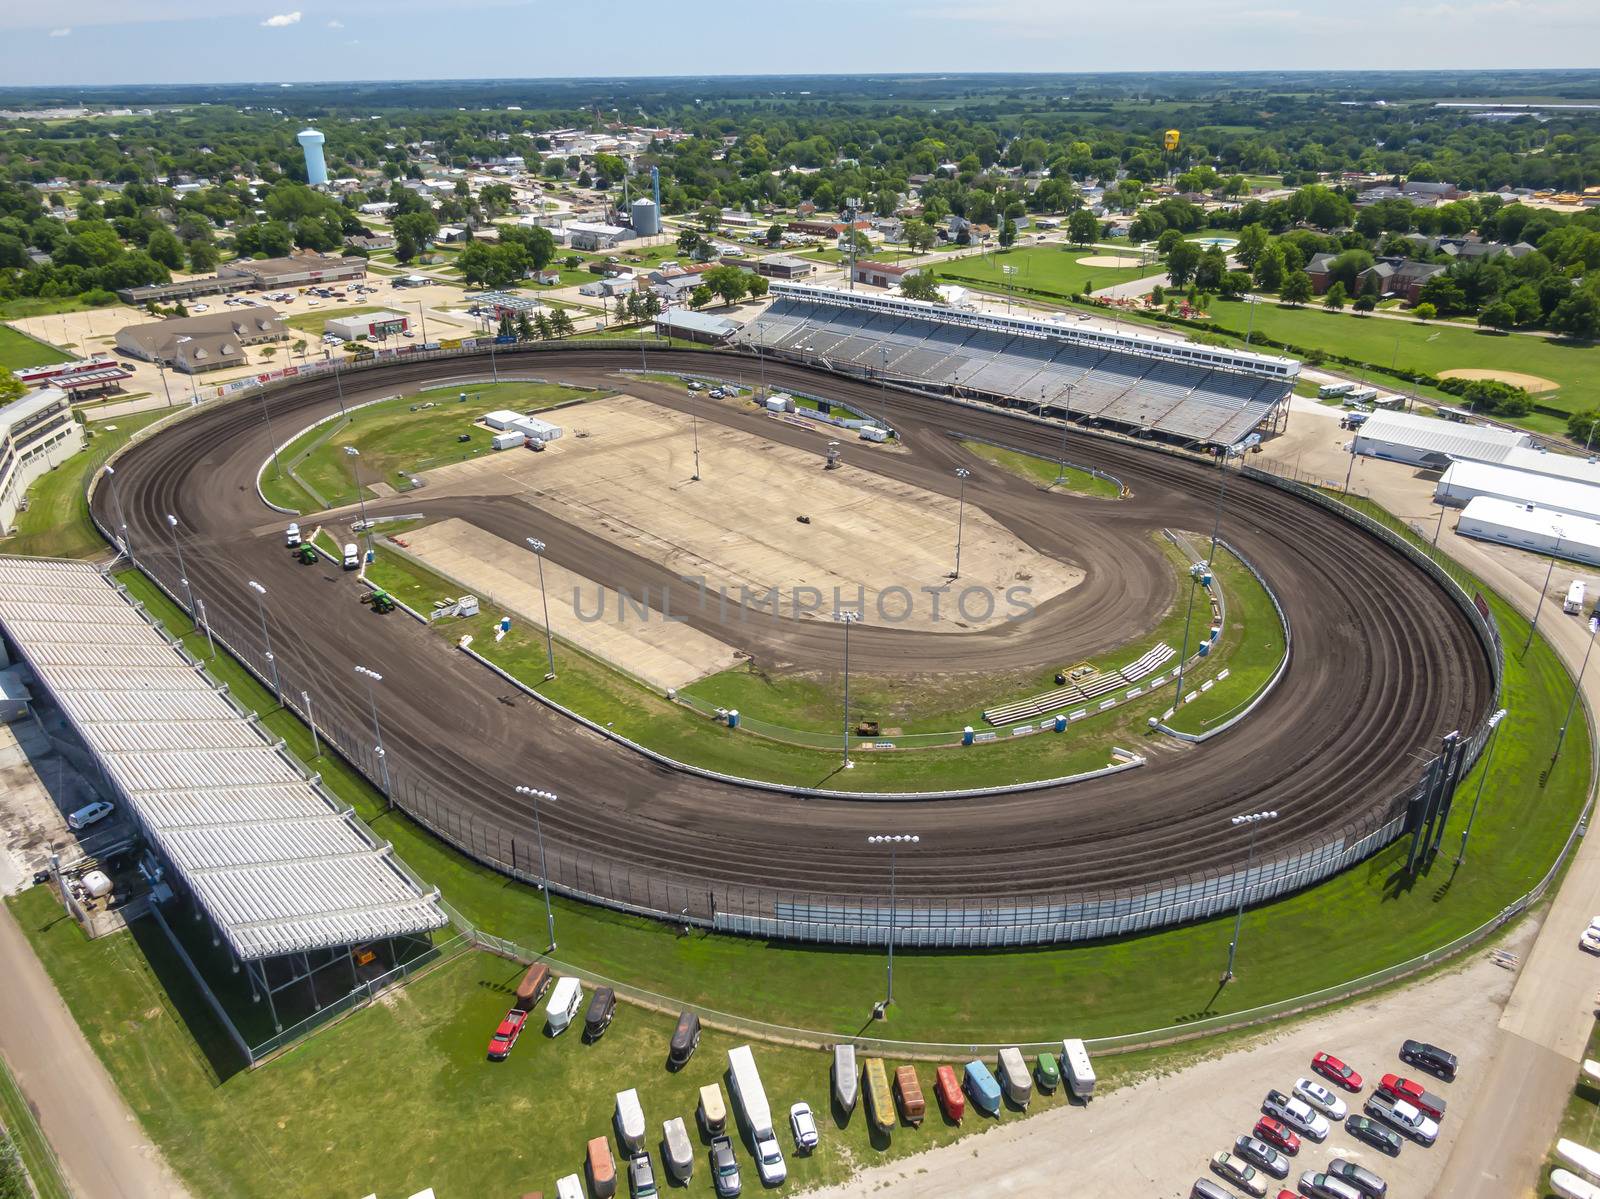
[736,283,1297,447]
[0,556,447,1031]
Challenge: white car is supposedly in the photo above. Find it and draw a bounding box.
[789,1102,818,1152]
[1293,1077,1349,1120]
[1581,927,1600,955]
[67,800,114,830]
[191,303,208,312]
[1263,1089,1329,1141]
[753,1133,786,1185]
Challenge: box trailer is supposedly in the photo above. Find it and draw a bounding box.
[935,1065,965,1123]
[668,1010,701,1068]
[555,1174,584,1199]
[545,975,583,1035]
[962,1060,1001,1115]
[661,1117,694,1183]
[832,1044,858,1114]
[1318,382,1356,399]
[863,1057,895,1133]
[894,1065,925,1126]
[996,1047,1032,1108]
[585,986,617,1041]
[698,1083,727,1135]
[615,1088,646,1153]
[1566,580,1587,614]
[727,1045,773,1139]
[1061,1038,1096,1099]
[514,963,551,1011]
[586,1137,616,1199]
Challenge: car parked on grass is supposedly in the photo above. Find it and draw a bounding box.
[1327,1158,1388,1198]
[1293,1077,1349,1120]
[1253,1116,1301,1156]
[1365,1094,1439,1146]
[1377,1073,1447,1121]
[486,1008,527,1060]
[1262,1090,1329,1141]
[709,1136,740,1197]
[1210,1151,1267,1197]
[1398,1039,1458,1082]
[790,1102,818,1153]
[753,1131,786,1186]
[1298,1171,1362,1199]
[67,801,115,830]
[1233,1134,1290,1179]
[1344,1115,1403,1157]
[1311,1052,1363,1092]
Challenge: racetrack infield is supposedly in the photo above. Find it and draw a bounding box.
[98,345,1493,921]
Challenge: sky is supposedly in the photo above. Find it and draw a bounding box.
[4,0,1598,87]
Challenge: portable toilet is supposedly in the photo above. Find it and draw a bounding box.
[1053,713,1068,732]
[1198,641,1211,657]
[1200,569,1213,587]
[962,725,975,746]
[727,709,740,729]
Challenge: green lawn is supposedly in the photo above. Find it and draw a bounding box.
[282,304,383,336]
[0,1055,69,1199]
[0,295,116,322]
[7,885,1097,1199]
[0,324,71,371]
[1163,549,1289,735]
[936,245,1153,298]
[0,409,171,559]
[958,438,1123,499]
[259,381,597,512]
[1202,299,1599,415]
[109,553,1587,1045]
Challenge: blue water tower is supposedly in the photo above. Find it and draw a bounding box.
[298,128,328,186]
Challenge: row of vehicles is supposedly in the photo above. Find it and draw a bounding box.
[1194,1040,1458,1199]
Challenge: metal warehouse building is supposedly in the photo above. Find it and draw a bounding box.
[1352,410,1530,468]
[1497,445,1600,488]
[1437,460,1600,523]
[1455,496,1600,566]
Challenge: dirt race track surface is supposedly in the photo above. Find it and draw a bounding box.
[98,347,1491,912]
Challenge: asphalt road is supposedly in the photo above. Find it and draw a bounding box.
[94,346,1492,920]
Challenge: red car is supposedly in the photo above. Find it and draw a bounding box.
[1253,1116,1301,1155]
[487,1007,528,1060]
[1311,1052,1363,1092]
[1378,1072,1447,1121]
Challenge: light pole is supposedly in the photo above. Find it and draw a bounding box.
[1554,618,1599,766]
[246,579,281,703]
[194,595,217,660]
[344,446,372,559]
[1522,530,1566,655]
[1054,383,1075,486]
[514,785,559,950]
[1222,810,1279,983]
[1456,708,1508,866]
[258,392,283,478]
[834,610,861,769]
[165,513,196,617]
[952,467,971,579]
[103,464,133,559]
[1207,444,1239,566]
[524,538,557,680]
[157,360,174,408]
[415,300,428,343]
[354,665,393,804]
[691,410,701,482]
[867,833,919,1012]
[302,689,323,759]
[332,353,347,416]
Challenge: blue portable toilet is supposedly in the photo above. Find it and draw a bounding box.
[1053,713,1068,732]
[727,709,740,728]
[1200,569,1213,587]
[962,725,975,746]
[499,615,512,634]
[1198,641,1211,657]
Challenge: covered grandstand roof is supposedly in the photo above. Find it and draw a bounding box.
[0,557,447,960]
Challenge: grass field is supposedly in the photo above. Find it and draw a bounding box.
[282,304,383,336]
[110,555,1586,1045]
[8,884,1117,1199]
[0,324,71,371]
[1202,298,1599,415]
[0,409,170,559]
[958,438,1123,499]
[0,1055,69,1199]
[936,245,1153,298]
[258,380,596,512]
[0,295,114,322]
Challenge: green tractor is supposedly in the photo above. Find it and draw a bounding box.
[364,588,397,614]
[296,543,318,565]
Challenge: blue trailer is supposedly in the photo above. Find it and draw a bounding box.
[963,1059,1002,1115]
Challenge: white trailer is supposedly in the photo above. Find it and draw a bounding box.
[727,1044,774,1139]
[614,1088,646,1153]
[996,1047,1032,1108]
[1566,580,1587,614]
[1061,1038,1096,1099]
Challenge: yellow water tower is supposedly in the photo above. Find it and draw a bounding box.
[1163,129,1181,153]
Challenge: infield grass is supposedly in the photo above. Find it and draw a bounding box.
[935,245,1152,298]
[957,438,1123,499]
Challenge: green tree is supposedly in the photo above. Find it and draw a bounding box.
[1194,246,1227,292]
[1353,294,1377,313]
[903,219,937,252]
[766,223,784,247]
[676,229,704,257]
[1323,281,1348,310]
[146,227,185,269]
[1235,224,1269,269]
[690,284,713,309]
[1281,271,1313,305]
[1165,240,1202,288]
[998,217,1017,248]
[1414,302,1437,321]
[1066,209,1099,246]
[186,240,219,272]
[1551,291,1600,339]
[899,270,943,302]
[1569,409,1600,446]
[1253,246,1285,292]
[1478,300,1517,330]
[703,264,751,305]
[549,309,575,336]
[533,311,552,339]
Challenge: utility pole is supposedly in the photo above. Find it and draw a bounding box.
[1554,618,1599,766]
[246,579,281,702]
[103,465,133,559]
[345,446,373,560]
[354,665,392,804]
[258,391,283,478]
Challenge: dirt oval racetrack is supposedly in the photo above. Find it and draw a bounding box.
[96,345,1492,931]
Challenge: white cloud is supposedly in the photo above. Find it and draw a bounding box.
[48,26,71,35]
[327,17,343,26]
[260,10,302,26]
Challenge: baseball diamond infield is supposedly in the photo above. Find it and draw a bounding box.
[95,344,1495,943]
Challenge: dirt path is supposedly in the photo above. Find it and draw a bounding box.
[0,901,191,1199]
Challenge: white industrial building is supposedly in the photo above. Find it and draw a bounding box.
[1352,410,1530,468]
[483,410,562,444]
[1498,445,1600,488]
[566,221,632,251]
[1456,496,1600,567]
[1437,461,1600,523]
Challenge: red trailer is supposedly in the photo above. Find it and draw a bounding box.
[935,1065,964,1123]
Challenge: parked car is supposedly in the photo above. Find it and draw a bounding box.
[1190,1180,1234,1199]
[628,1152,658,1199]
[1209,1151,1267,1198]
[1365,1094,1439,1145]
[1311,1052,1363,1092]
[1377,1073,1447,1121]
[753,1131,786,1186]
[1298,1171,1362,1199]
[67,801,115,830]
[486,1007,527,1060]
[1233,1134,1290,1179]
[1344,1115,1403,1157]
[1293,1077,1349,1120]
[1398,1039,1458,1082]
[1581,926,1600,955]
[790,1102,818,1152]
[1262,1090,1329,1141]
[709,1136,740,1197]
[1253,1116,1301,1156]
[1327,1158,1388,1198]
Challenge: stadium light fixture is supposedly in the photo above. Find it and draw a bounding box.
[344,446,373,555]
[834,610,862,769]
[246,579,281,702]
[866,833,920,1012]
[354,664,392,803]
[514,785,559,950]
[164,513,197,617]
[524,538,557,679]
[952,467,971,579]
[1222,810,1278,983]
